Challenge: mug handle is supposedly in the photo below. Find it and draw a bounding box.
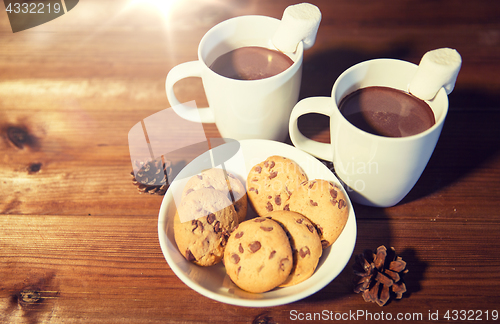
[165,61,216,123]
[289,96,334,161]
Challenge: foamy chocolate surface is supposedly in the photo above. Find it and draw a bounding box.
[339,86,435,138]
[209,46,293,80]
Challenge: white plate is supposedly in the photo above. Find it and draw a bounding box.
[158,139,357,307]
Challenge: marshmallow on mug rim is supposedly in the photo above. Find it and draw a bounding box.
[409,48,462,100]
[272,3,322,53]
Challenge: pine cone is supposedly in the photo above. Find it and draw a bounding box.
[130,158,172,195]
[353,245,408,306]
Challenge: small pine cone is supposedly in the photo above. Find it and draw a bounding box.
[130,158,172,195]
[353,245,408,306]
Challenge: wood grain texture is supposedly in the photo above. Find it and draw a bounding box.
[1,0,499,322]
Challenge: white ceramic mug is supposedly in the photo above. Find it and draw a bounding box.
[289,58,449,207]
[166,15,304,142]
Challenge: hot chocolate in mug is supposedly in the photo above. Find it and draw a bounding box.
[166,15,303,141]
[289,58,449,207]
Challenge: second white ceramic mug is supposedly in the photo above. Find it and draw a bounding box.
[166,15,304,142]
[289,58,449,207]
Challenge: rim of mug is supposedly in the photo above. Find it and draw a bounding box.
[197,15,304,83]
[331,58,449,141]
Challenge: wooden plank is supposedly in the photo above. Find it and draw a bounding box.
[1,216,499,322]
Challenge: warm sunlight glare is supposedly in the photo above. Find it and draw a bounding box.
[129,0,183,20]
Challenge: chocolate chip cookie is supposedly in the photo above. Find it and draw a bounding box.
[182,168,248,223]
[224,217,293,293]
[287,179,349,248]
[174,188,239,266]
[268,210,323,287]
[246,156,307,217]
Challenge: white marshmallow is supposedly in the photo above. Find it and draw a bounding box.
[272,3,322,53]
[409,48,462,100]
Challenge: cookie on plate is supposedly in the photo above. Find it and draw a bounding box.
[174,188,239,266]
[246,156,307,217]
[287,179,349,248]
[224,217,293,293]
[182,168,247,223]
[268,210,323,287]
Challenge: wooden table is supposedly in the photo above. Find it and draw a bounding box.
[1,0,499,322]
